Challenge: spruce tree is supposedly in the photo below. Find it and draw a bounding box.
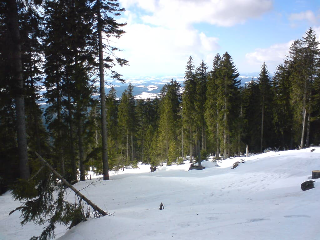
[118,84,136,167]
[216,52,240,158]
[194,60,208,159]
[289,28,319,148]
[158,80,181,165]
[205,54,221,158]
[258,62,273,152]
[182,56,197,162]
[272,62,294,149]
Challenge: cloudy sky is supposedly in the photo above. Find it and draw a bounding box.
[111,0,320,80]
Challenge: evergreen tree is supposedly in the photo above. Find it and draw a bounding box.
[258,63,273,152]
[158,80,181,165]
[216,52,240,158]
[136,98,160,164]
[118,84,136,167]
[91,0,127,180]
[205,54,221,158]
[194,60,208,159]
[242,80,261,152]
[182,56,197,162]
[289,28,319,148]
[272,62,294,149]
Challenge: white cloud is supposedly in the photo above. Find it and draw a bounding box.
[113,16,219,77]
[138,0,273,28]
[115,0,273,77]
[245,40,294,73]
[289,10,318,24]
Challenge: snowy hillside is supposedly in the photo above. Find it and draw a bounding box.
[1,147,320,240]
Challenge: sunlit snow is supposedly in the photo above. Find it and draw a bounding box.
[1,148,320,240]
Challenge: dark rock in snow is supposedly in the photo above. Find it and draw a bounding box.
[232,161,240,169]
[301,180,315,191]
[189,164,205,170]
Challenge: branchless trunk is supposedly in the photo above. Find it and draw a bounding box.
[260,96,265,153]
[181,127,184,159]
[131,133,134,162]
[57,81,64,176]
[300,77,308,149]
[306,113,310,148]
[223,97,227,159]
[189,127,193,163]
[7,0,30,180]
[78,116,85,181]
[216,109,219,159]
[126,130,129,165]
[68,92,76,181]
[98,0,109,180]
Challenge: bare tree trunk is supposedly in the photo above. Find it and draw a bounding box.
[7,0,30,180]
[126,130,129,165]
[131,133,134,162]
[68,93,76,181]
[216,111,219,159]
[56,81,65,177]
[300,108,307,149]
[260,97,265,153]
[189,127,193,163]
[223,97,227,159]
[98,0,109,180]
[78,117,85,181]
[306,113,310,148]
[181,127,184,160]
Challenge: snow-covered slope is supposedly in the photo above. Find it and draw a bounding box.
[1,148,320,240]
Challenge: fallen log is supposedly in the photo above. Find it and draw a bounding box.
[34,151,107,216]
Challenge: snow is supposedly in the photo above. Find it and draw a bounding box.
[134,92,159,99]
[1,148,320,240]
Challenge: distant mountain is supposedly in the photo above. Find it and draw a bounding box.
[106,73,260,99]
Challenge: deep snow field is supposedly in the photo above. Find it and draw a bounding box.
[1,147,320,240]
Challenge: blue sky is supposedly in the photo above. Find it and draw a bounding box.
[110,0,320,81]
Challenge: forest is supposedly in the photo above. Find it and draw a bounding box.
[1,0,320,239]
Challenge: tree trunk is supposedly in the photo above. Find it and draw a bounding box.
[189,127,193,163]
[181,127,184,160]
[7,0,30,180]
[126,130,129,165]
[306,113,310,148]
[78,116,85,181]
[34,151,107,216]
[57,82,64,176]
[98,0,109,180]
[216,111,219,159]
[131,133,134,162]
[300,108,306,149]
[223,97,227,159]
[260,98,265,153]
[68,93,76,181]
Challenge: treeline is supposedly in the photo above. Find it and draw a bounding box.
[104,27,320,171]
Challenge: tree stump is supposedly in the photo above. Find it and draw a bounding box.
[189,164,205,170]
[301,180,314,191]
[312,170,320,179]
